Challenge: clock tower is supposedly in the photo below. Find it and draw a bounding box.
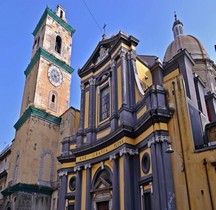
[3,5,75,210]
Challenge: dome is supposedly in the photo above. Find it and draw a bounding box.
[164,35,209,62]
[163,15,209,63]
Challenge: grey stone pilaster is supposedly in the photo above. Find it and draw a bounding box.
[85,164,92,210]
[74,167,82,210]
[119,148,138,210]
[120,49,129,106]
[87,78,96,143]
[77,83,85,147]
[57,171,67,210]
[110,154,120,209]
[127,51,136,107]
[110,60,118,131]
[148,135,176,210]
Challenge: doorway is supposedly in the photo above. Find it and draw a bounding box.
[97,201,109,210]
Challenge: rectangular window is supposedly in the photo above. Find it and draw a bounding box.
[100,86,110,121]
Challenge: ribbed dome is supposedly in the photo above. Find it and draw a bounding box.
[164,34,209,62]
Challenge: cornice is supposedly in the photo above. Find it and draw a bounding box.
[14,106,61,131]
[24,47,74,77]
[33,7,75,36]
[1,183,53,196]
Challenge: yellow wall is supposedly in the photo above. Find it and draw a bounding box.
[164,74,216,210]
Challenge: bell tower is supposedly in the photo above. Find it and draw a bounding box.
[3,5,75,210]
[20,5,75,117]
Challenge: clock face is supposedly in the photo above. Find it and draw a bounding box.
[48,66,63,86]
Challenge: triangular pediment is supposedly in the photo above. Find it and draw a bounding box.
[78,31,139,77]
[94,177,111,191]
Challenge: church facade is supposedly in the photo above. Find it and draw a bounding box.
[58,14,216,210]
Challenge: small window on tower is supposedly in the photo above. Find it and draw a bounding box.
[51,94,55,103]
[60,10,63,19]
[48,90,58,111]
[55,36,62,54]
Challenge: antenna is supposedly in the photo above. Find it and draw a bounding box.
[82,0,103,34]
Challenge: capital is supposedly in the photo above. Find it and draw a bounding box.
[147,135,171,147]
[80,83,85,91]
[119,48,127,58]
[89,78,96,86]
[110,59,116,69]
[84,163,91,170]
[74,165,82,172]
[58,171,68,177]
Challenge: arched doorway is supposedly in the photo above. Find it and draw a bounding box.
[92,168,112,210]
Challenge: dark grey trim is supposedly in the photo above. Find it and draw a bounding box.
[86,167,92,210]
[124,154,133,210]
[74,170,82,210]
[112,157,120,210]
[57,174,67,210]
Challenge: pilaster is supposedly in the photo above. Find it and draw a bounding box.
[77,83,85,147]
[110,60,118,131]
[57,171,68,210]
[109,154,120,210]
[74,166,82,210]
[148,135,176,210]
[84,163,92,210]
[120,148,138,210]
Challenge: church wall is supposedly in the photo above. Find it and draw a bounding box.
[7,116,60,186]
[43,15,72,65]
[164,69,216,210]
[34,57,71,116]
[20,61,39,116]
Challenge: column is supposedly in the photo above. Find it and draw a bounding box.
[110,154,120,209]
[148,135,176,210]
[74,166,82,210]
[119,49,134,127]
[127,51,136,107]
[120,148,138,210]
[77,83,85,147]
[85,163,92,210]
[120,48,129,106]
[87,78,96,143]
[57,171,67,210]
[110,60,118,131]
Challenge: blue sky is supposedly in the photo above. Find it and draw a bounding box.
[0,0,216,151]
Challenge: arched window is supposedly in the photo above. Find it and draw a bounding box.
[51,94,55,103]
[48,90,58,111]
[55,36,62,54]
[60,10,63,19]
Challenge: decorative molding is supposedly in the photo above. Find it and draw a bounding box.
[110,59,116,69]
[127,51,136,60]
[119,148,138,156]
[119,48,127,58]
[14,106,61,131]
[58,171,68,177]
[109,154,117,161]
[24,47,74,77]
[147,135,171,147]
[33,7,75,36]
[80,83,85,91]
[89,78,96,86]
[84,163,91,170]
[74,166,81,172]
